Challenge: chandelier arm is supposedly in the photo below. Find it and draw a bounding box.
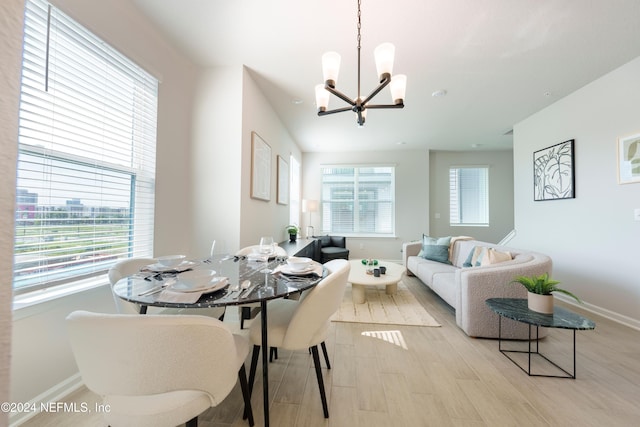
[362,103,404,109]
[360,74,391,106]
[317,106,355,116]
[324,84,357,106]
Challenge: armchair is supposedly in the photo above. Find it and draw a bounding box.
[315,235,350,264]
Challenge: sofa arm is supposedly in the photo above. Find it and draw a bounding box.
[455,253,553,339]
[402,241,421,272]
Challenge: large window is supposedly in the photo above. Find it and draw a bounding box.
[13,0,158,294]
[449,166,489,226]
[321,166,395,236]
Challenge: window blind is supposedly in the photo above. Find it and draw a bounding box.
[321,166,395,235]
[14,0,158,294]
[449,167,489,226]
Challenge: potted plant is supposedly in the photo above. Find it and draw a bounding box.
[511,273,581,314]
[285,225,299,242]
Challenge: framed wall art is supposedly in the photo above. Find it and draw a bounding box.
[533,139,575,201]
[617,132,640,184]
[250,132,271,201]
[276,155,289,205]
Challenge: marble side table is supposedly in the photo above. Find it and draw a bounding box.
[486,298,595,379]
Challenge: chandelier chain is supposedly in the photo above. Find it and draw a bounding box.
[356,0,362,99]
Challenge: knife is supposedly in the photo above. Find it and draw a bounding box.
[240,281,259,299]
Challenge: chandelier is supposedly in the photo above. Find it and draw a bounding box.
[315,0,407,127]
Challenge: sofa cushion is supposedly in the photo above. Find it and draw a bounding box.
[431,272,457,306]
[414,258,458,285]
[481,248,512,266]
[418,235,452,264]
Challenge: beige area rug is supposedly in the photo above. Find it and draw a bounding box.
[331,281,441,327]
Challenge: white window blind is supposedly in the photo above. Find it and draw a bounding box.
[321,166,395,235]
[289,155,301,227]
[14,0,158,294]
[449,166,489,226]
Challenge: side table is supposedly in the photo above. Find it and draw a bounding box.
[486,298,595,379]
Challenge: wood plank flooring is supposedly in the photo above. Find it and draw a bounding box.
[19,275,640,426]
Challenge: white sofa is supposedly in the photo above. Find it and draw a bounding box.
[403,238,552,339]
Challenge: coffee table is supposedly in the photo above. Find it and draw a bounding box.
[348,260,404,304]
[486,298,595,379]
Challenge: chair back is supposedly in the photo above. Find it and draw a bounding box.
[66,311,241,406]
[282,259,350,349]
[108,258,156,314]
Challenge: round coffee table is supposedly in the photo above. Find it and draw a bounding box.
[348,260,404,304]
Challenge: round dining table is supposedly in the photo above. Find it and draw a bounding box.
[112,255,327,427]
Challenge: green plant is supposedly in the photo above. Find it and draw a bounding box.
[286,224,299,235]
[511,273,581,303]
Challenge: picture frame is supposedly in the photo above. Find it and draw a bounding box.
[276,155,289,205]
[617,132,640,184]
[250,132,271,201]
[533,139,575,201]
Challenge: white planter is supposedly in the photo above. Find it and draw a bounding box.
[527,292,554,314]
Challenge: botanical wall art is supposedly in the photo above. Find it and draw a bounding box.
[251,131,271,201]
[617,132,640,184]
[533,139,575,201]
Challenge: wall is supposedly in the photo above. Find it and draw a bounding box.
[8,0,199,419]
[302,150,430,261]
[0,0,24,423]
[429,150,515,243]
[512,55,640,328]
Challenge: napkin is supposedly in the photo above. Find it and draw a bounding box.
[246,252,270,262]
[156,289,203,303]
[273,262,323,277]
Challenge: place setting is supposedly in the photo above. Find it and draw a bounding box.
[273,256,323,278]
[140,254,199,274]
[142,269,230,304]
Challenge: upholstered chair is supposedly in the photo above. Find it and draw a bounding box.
[66,311,254,427]
[315,235,350,263]
[247,259,350,418]
[108,258,226,320]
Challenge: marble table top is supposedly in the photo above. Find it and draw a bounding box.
[486,298,596,330]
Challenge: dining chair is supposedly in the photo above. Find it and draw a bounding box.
[108,257,226,320]
[234,244,288,329]
[247,258,350,418]
[66,310,254,427]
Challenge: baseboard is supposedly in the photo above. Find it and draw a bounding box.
[555,295,640,331]
[9,373,84,426]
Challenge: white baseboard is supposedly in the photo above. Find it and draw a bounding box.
[555,295,640,331]
[9,373,83,426]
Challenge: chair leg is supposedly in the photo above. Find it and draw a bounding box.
[311,345,329,418]
[185,417,198,427]
[248,345,260,396]
[238,364,254,427]
[269,347,278,362]
[321,341,331,369]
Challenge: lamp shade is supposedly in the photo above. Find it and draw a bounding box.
[322,52,341,84]
[315,84,330,110]
[374,43,395,79]
[390,74,407,103]
[302,199,319,213]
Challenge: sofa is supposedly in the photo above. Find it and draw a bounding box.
[403,237,552,339]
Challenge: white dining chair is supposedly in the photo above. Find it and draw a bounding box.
[66,310,254,427]
[246,258,350,418]
[234,244,288,329]
[108,257,226,320]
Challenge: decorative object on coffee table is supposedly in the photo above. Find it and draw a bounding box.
[511,273,581,314]
[285,225,299,242]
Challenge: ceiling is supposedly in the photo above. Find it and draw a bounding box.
[132,0,640,152]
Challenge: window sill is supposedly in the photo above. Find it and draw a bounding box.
[13,276,108,312]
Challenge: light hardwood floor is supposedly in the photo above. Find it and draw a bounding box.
[20,275,640,426]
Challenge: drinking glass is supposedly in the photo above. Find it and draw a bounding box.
[258,236,274,273]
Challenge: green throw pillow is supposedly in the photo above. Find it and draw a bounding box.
[418,235,452,264]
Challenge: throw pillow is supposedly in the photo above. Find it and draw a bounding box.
[418,235,452,264]
[462,246,488,267]
[480,248,513,266]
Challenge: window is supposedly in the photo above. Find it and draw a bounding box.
[449,166,489,226]
[13,0,158,295]
[289,155,300,227]
[321,166,395,236]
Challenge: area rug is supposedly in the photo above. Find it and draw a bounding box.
[331,281,441,327]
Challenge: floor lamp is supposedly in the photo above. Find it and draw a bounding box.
[302,199,319,238]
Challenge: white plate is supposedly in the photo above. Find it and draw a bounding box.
[170,276,228,293]
[280,265,315,275]
[145,260,198,272]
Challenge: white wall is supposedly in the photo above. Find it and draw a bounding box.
[512,55,640,328]
[0,0,23,423]
[429,150,515,243]
[302,150,430,261]
[8,0,199,418]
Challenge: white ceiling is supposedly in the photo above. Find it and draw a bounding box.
[132,0,640,152]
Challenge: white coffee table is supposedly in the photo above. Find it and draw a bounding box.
[348,260,404,304]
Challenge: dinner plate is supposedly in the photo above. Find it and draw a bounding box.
[144,260,198,272]
[170,276,228,293]
[279,265,316,275]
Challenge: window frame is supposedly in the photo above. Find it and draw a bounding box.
[449,165,490,227]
